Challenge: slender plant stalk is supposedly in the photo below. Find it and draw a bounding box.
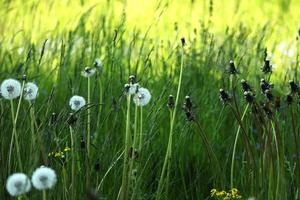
[86,76,91,189]
[42,190,46,200]
[128,103,139,195]
[271,122,280,199]
[138,106,143,151]
[69,126,75,200]
[97,77,103,130]
[120,94,132,200]
[290,106,300,181]
[8,80,25,172]
[230,103,249,188]
[87,76,91,157]
[156,46,184,200]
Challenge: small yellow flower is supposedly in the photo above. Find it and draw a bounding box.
[64,147,71,152]
[216,191,226,197]
[210,188,217,196]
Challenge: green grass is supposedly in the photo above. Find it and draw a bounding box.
[1,0,300,199]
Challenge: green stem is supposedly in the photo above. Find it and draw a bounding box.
[271,122,280,200]
[230,103,249,188]
[156,46,184,200]
[120,94,132,200]
[138,106,143,151]
[87,76,91,157]
[69,126,75,200]
[42,190,46,200]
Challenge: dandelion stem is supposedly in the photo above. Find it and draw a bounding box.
[156,45,184,200]
[42,190,46,200]
[138,106,143,151]
[8,80,25,172]
[120,94,132,200]
[87,76,91,157]
[69,126,75,200]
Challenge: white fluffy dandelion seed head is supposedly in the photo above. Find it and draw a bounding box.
[31,166,57,190]
[24,82,38,101]
[6,173,31,196]
[0,79,21,100]
[94,58,103,68]
[69,95,86,111]
[133,87,151,106]
[81,67,96,77]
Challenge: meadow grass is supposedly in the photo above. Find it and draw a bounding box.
[0,0,300,199]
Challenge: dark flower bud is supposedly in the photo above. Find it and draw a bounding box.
[228,60,237,75]
[183,96,195,121]
[22,74,27,81]
[262,103,273,118]
[260,79,273,94]
[261,60,272,74]
[80,139,86,149]
[289,80,299,94]
[275,96,281,109]
[184,96,193,111]
[219,89,231,104]
[286,94,293,105]
[128,75,136,84]
[67,113,77,126]
[50,112,57,125]
[181,37,186,46]
[264,89,273,102]
[244,91,254,103]
[167,95,175,109]
[241,79,252,92]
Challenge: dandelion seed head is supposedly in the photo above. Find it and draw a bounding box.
[133,87,151,106]
[31,166,57,190]
[69,95,86,111]
[6,173,31,196]
[24,82,38,100]
[0,79,21,100]
[94,58,103,69]
[81,67,96,77]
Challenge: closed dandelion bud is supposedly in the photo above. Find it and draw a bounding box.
[132,169,138,179]
[167,95,175,109]
[261,60,272,74]
[228,60,237,75]
[219,89,231,104]
[264,89,273,101]
[128,75,136,84]
[50,112,57,125]
[244,91,254,103]
[286,94,293,105]
[80,139,86,149]
[181,37,186,46]
[260,79,272,94]
[289,80,299,94]
[241,79,252,92]
[67,113,77,126]
[184,96,193,110]
[22,74,27,81]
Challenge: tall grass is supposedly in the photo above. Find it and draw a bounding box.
[1,0,300,199]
